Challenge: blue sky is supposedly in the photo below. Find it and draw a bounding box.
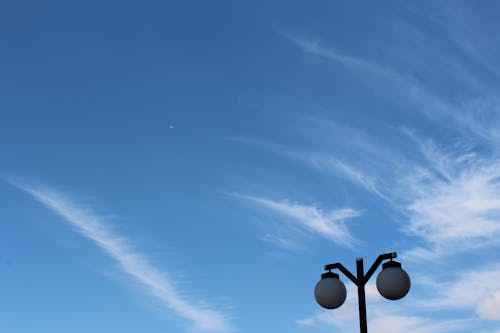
[2,1,500,332]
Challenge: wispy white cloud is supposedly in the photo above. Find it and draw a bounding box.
[234,103,500,260]
[279,28,500,145]
[236,120,500,260]
[308,154,387,200]
[16,183,232,332]
[369,315,470,333]
[235,194,360,248]
[297,295,470,333]
[230,134,388,201]
[279,29,444,105]
[278,29,402,83]
[477,291,500,320]
[310,126,500,260]
[397,133,500,259]
[261,232,306,253]
[403,2,500,80]
[425,263,500,321]
[275,13,500,331]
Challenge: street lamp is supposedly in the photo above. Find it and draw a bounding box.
[314,252,410,333]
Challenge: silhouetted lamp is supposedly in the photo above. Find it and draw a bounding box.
[314,252,410,333]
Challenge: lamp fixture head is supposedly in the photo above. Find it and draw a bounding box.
[314,271,347,309]
[376,260,411,300]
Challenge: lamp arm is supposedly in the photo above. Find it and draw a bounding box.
[363,252,397,284]
[324,262,358,285]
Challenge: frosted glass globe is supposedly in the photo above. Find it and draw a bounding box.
[314,272,347,309]
[376,261,410,300]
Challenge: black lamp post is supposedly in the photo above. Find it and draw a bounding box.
[314,252,410,333]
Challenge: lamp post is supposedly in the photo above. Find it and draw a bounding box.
[314,252,410,333]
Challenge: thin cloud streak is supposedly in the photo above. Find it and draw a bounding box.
[308,154,388,201]
[280,29,500,144]
[403,2,500,79]
[230,135,389,202]
[17,184,232,332]
[236,194,360,248]
[278,29,402,82]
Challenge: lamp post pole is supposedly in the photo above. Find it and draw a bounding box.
[315,252,410,333]
[356,258,367,333]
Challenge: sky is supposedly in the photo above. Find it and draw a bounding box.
[1,1,500,332]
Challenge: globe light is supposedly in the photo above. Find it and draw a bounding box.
[314,271,347,309]
[376,261,411,300]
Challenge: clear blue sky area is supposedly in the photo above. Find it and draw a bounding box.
[2,1,500,332]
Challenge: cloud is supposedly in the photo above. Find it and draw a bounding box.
[403,2,500,80]
[16,183,232,332]
[275,17,500,331]
[236,115,500,260]
[310,127,500,260]
[261,232,306,252]
[278,29,402,83]
[297,302,468,333]
[369,315,468,333]
[477,291,500,320]
[230,133,389,201]
[426,263,500,321]
[280,29,436,99]
[235,194,360,248]
[307,154,387,200]
[279,28,500,145]
[397,133,500,259]
[237,119,500,260]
